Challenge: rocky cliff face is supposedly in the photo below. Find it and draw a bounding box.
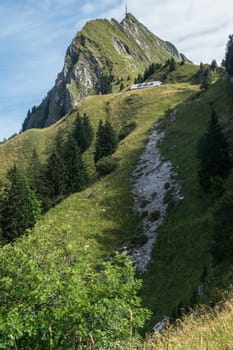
[22,13,184,131]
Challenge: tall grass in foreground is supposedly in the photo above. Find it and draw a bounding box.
[138,291,233,349]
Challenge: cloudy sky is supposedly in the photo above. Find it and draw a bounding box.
[0,0,232,140]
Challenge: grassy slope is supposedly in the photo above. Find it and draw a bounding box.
[142,78,233,325]
[142,291,233,349]
[148,62,199,83]
[33,83,198,263]
[0,113,76,180]
[4,65,233,344]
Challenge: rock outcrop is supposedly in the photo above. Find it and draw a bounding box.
[22,13,183,131]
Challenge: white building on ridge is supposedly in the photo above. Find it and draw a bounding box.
[130,81,162,90]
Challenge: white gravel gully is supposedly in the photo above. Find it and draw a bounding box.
[129,112,182,273]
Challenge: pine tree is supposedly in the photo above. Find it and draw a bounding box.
[200,68,211,89]
[119,82,124,91]
[134,73,143,84]
[169,57,177,72]
[199,62,204,71]
[94,120,105,163]
[83,114,94,149]
[99,75,113,94]
[198,110,231,191]
[212,191,233,262]
[28,148,48,208]
[94,120,118,163]
[1,165,41,242]
[46,150,66,200]
[73,113,94,153]
[210,59,217,71]
[103,120,118,156]
[22,110,31,132]
[63,136,88,194]
[225,34,233,76]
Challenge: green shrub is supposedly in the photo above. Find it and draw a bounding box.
[149,210,160,221]
[0,235,150,349]
[96,156,117,176]
[119,121,137,141]
[131,234,148,246]
[163,189,173,204]
[140,199,149,208]
[141,210,148,218]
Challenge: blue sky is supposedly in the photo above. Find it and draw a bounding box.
[0,0,232,140]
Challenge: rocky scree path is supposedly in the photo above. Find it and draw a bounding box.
[130,112,183,273]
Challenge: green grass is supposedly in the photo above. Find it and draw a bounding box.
[140,290,233,349]
[148,62,200,83]
[3,79,233,329]
[30,83,198,262]
[2,77,233,345]
[142,78,233,325]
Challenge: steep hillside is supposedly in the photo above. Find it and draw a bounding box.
[149,62,200,83]
[22,13,184,131]
[3,58,233,346]
[3,68,233,323]
[142,77,233,325]
[142,290,233,349]
[0,83,198,247]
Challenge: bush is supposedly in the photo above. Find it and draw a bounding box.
[140,199,149,208]
[96,156,117,176]
[0,235,150,349]
[119,122,137,141]
[163,190,173,204]
[212,191,233,263]
[131,234,148,246]
[141,210,148,218]
[149,210,160,221]
[198,110,231,192]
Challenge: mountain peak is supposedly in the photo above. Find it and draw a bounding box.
[122,12,138,22]
[22,13,185,131]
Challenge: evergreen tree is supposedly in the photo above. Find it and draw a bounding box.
[22,110,31,132]
[28,149,48,209]
[46,132,89,201]
[1,165,41,242]
[83,113,94,149]
[46,150,66,200]
[94,120,118,163]
[200,68,212,89]
[225,34,233,76]
[198,110,231,191]
[169,57,177,72]
[210,59,217,71]
[103,120,118,155]
[212,191,233,263]
[63,136,88,194]
[73,113,94,153]
[99,74,113,94]
[199,62,204,71]
[119,82,124,91]
[94,120,105,163]
[134,73,143,84]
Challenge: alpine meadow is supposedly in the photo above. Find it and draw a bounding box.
[1,9,233,350]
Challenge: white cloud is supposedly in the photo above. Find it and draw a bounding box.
[123,0,233,63]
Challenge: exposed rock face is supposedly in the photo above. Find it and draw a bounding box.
[130,110,183,273]
[22,13,184,131]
